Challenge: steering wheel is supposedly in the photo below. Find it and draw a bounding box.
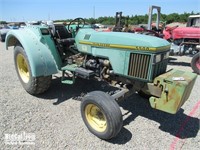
[67,17,85,32]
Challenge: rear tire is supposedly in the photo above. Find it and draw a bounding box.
[191,52,200,74]
[14,45,52,95]
[81,91,123,140]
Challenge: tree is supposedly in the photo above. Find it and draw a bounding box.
[54,12,199,25]
[0,21,7,24]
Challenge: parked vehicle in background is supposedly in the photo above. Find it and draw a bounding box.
[136,6,200,74]
[112,12,129,32]
[94,23,105,28]
[186,15,200,27]
[0,25,10,42]
[0,24,19,42]
[163,15,200,74]
[164,15,200,55]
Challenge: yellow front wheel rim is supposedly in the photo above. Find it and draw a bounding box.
[85,104,107,132]
[16,54,30,83]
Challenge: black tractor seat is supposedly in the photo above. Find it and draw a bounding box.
[56,38,75,47]
[54,24,75,47]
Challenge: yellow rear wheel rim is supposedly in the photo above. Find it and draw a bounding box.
[16,54,30,83]
[85,104,107,132]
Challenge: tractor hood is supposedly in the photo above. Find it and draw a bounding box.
[172,27,200,39]
[75,29,170,53]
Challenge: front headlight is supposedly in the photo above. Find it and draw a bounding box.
[154,54,161,63]
[164,51,170,59]
[154,51,169,63]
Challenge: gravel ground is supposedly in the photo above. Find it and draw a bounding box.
[0,41,199,150]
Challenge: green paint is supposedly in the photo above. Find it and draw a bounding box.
[76,29,170,53]
[149,69,197,114]
[75,29,170,82]
[6,26,60,76]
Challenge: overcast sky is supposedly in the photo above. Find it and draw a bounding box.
[0,0,199,21]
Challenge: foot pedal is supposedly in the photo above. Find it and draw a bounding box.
[61,73,75,84]
[61,67,75,85]
[61,64,78,72]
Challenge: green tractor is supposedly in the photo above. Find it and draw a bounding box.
[5,18,197,140]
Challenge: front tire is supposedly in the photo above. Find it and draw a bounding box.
[14,45,52,95]
[81,91,123,140]
[191,52,200,74]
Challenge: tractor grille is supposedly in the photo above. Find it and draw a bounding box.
[128,53,151,79]
[152,59,168,79]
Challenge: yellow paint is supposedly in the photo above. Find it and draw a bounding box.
[85,104,107,132]
[79,40,170,51]
[17,54,30,83]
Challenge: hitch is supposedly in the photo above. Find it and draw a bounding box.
[112,88,135,101]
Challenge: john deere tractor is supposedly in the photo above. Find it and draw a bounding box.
[5,18,197,140]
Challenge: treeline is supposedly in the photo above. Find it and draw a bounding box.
[1,12,199,25]
[56,12,199,25]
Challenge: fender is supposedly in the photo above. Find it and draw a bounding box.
[5,26,62,77]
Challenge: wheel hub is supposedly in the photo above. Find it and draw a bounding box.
[16,54,30,83]
[85,104,107,132]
